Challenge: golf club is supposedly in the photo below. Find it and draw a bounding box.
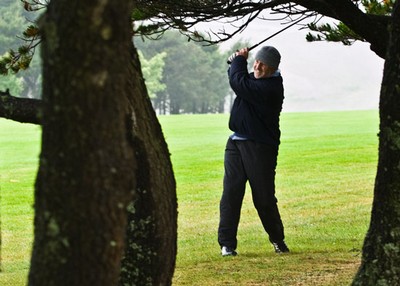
[227,15,310,64]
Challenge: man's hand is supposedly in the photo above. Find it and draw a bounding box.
[236,48,249,59]
[227,47,249,64]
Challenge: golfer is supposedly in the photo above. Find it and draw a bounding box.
[218,46,289,256]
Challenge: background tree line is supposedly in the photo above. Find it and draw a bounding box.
[1,0,234,115]
[137,36,255,115]
[136,32,232,114]
[0,0,41,99]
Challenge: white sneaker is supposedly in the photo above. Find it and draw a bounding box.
[221,246,237,256]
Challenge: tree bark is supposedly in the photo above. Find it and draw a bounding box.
[118,44,177,286]
[27,1,177,285]
[352,1,400,285]
[0,90,41,124]
[295,0,389,58]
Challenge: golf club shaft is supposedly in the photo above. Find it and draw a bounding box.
[248,16,308,51]
[227,15,310,64]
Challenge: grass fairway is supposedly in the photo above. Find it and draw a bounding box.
[0,110,378,285]
[0,120,40,285]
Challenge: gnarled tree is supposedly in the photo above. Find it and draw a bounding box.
[22,0,177,285]
[352,1,400,284]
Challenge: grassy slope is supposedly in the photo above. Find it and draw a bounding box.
[0,110,378,285]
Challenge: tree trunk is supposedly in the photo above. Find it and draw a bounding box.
[28,1,177,285]
[352,2,400,285]
[118,45,177,286]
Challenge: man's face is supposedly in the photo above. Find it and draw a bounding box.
[253,60,270,79]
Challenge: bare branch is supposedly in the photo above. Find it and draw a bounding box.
[133,0,294,44]
[0,90,41,124]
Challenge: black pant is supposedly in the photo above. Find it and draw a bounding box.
[218,138,285,249]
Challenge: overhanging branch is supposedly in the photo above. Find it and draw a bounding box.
[133,0,389,58]
[0,89,41,124]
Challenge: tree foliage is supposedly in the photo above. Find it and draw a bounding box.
[130,0,390,58]
[2,0,391,77]
[138,50,167,99]
[306,22,365,45]
[0,73,23,96]
[0,1,41,75]
[135,31,229,114]
[306,0,395,45]
[0,0,42,98]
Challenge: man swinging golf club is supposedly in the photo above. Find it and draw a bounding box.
[218,46,289,256]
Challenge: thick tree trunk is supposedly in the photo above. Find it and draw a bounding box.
[118,45,177,286]
[352,2,400,285]
[28,1,176,285]
[28,1,136,285]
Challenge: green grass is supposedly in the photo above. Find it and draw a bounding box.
[0,120,41,285]
[0,110,379,285]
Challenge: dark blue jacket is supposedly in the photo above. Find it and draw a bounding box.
[228,55,284,146]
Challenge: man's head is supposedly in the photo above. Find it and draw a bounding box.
[253,46,281,79]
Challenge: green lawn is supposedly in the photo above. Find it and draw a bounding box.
[0,110,379,285]
[0,120,40,285]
